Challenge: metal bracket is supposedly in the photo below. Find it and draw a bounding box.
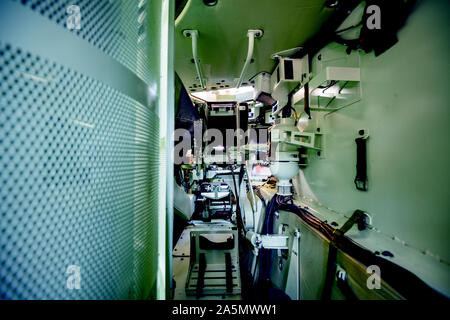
[292,66,361,115]
[260,234,289,249]
[246,231,288,251]
[271,47,302,60]
[336,265,347,282]
[272,128,322,151]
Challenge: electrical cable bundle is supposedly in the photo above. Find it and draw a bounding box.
[256,194,445,300]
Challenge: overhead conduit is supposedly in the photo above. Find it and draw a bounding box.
[236,29,263,88]
[183,29,206,90]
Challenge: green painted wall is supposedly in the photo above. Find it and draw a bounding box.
[294,0,449,292]
[0,0,172,299]
[175,0,333,92]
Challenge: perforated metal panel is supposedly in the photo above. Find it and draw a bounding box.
[13,0,151,85]
[0,0,161,299]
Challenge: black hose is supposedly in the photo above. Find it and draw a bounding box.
[230,165,246,236]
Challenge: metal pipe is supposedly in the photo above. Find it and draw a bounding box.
[183,29,205,89]
[245,162,257,228]
[236,29,263,88]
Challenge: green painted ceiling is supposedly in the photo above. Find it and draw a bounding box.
[175,0,334,93]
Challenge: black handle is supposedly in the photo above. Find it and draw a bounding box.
[354,137,368,191]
